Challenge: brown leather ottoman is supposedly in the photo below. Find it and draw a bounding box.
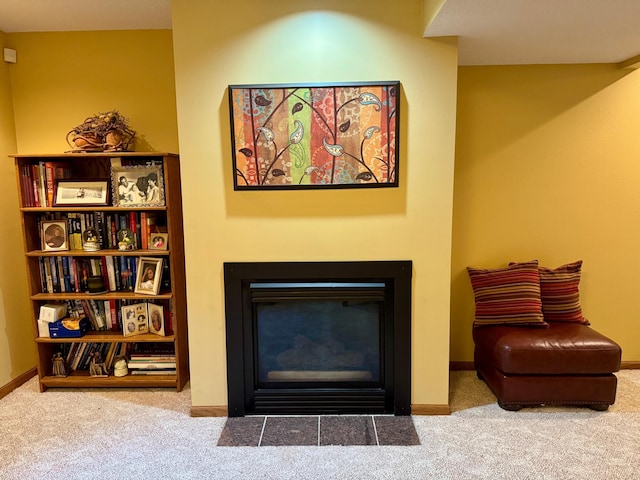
[473,323,622,411]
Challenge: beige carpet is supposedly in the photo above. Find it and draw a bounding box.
[1,370,639,479]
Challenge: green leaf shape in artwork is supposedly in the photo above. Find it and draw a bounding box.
[289,120,304,145]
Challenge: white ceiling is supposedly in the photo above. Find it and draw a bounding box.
[1,0,639,66]
[425,0,640,65]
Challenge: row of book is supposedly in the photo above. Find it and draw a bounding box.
[40,211,165,251]
[38,254,170,294]
[59,342,128,372]
[128,343,176,376]
[60,298,173,334]
[19,161,71,208]
[20,158,165,209]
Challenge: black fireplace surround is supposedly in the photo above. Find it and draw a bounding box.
[224,261,412,416]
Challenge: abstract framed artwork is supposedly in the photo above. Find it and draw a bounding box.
[229,81,399,190]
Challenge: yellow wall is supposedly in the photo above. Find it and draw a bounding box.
[451,64,640,361]
[172,0,458,407]
[9,30,179,153]
[0,31,36,386]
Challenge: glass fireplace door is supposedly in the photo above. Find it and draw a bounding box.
[252,282,384,387]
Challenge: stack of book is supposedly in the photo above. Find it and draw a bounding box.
[127,344,176,376]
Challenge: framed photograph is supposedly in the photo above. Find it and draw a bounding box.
[54,180,109,206]
[228,81,399,190]
[134,257,163,295]
[121,303,149,337]
[147,303,165,336]
[111,164,165,207]
[41,220,69,252]
[149,233,168,250]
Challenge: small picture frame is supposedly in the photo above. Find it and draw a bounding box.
[41,220,69,252]
[121,303,149,337]
[54,180,109,206]
[149,233,168,250]
[148,303,165,336]
[134,257,163,295]
[111,164,165,207]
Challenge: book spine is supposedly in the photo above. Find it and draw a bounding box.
[30,165,40,206]
[104,213,112,249]
[20,165,32,207]
[130,369,176,375]
[119,213,127,231]
[104,256,117,291]
[73,299,86,318]
[80,300,98,330]
[48,257,59,293]
[94,211,105,249]
[109,299,118,331]
[88,299,107,330]
[61,256,71,293]
[110,215,118,248]
[113,257,121,291]
[44,162,55,207]
[71,258,79,292]
[135,213,142,249]
[129,257,137,289]
[37,162,47,208]
[103,300,112,330]
[129,212,138,248]
[105,342,118,371]
[71,342,87,370]
[38,257,47,293]
[66,342,80,366]
[99,256,110,288]
[127,361,177,369]
[78,342,95,370]
[140,212,148,249]
[119,256,129,290]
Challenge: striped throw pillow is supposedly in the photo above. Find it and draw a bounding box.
[467,261,547,327]
[538,260,589,324]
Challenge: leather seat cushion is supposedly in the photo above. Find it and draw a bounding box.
[473,323,621,375]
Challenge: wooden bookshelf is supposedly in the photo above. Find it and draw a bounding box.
[11,152,189,392]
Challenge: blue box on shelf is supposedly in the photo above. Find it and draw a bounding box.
[48,317,91,338]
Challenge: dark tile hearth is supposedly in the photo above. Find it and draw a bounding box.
[217,415,420,447]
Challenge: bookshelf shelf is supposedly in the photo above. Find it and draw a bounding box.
[12,152,189,392]
[36,332,176,343]
[21,206,167,213]
[26,249,170,257]
[41,374,177,389]
[31,292,174,301]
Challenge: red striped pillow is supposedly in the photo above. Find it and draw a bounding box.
[467,261,547,327]
[538,260,589,324]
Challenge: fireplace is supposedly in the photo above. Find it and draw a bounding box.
[223,261,412,416]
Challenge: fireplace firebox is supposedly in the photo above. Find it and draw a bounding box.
[224,261,412,416]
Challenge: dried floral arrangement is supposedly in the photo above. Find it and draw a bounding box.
[66,110,136,152]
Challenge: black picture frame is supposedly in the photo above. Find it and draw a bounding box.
[229,81,400,190]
